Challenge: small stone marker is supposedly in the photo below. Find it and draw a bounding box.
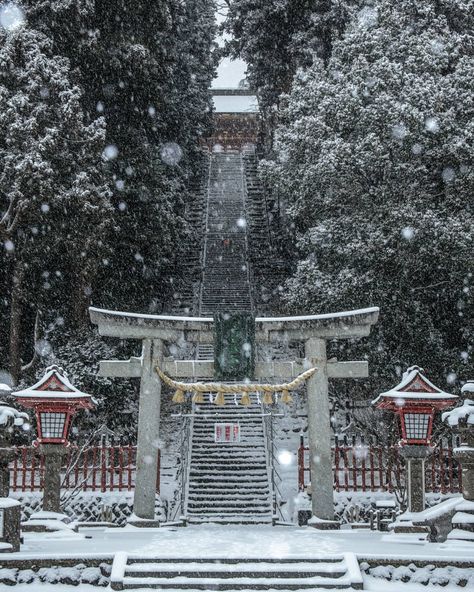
[0,498,21,552]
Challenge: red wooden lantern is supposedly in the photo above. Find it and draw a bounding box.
[13,365,95,445]
[372,366,457,446]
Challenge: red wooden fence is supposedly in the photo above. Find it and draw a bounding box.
[298,440,461,494]
[10,445,160,493]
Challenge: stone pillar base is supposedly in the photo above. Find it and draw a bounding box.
[308,516,340,530]
[127,517,162,528]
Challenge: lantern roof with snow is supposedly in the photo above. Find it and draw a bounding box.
[13,366,95,445]
[372,365,458,409]
[373,366,458,446]
[13,365,96,406]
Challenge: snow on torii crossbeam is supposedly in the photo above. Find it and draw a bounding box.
[90,306,379,525]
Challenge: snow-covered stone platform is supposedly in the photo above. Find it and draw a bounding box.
[12,524,473,562]
[0,525,471,590]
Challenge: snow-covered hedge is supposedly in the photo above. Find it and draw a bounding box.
[0,563,110,587]
[361,561,474,588]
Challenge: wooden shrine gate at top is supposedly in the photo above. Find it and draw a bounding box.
[90,306,379,523]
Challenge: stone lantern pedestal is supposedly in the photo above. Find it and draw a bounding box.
[39,444,69,513]
[0,447,21,551]
[443,388,474,543]
[399,445,432,513]
[0,404,29,552]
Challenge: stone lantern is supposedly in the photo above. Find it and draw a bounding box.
[0,396,29,552]
[373,366,457,512]
[442,381,474,542]
[13,365,95,513]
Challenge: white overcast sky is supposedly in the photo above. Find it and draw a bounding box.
[212,6,247,89]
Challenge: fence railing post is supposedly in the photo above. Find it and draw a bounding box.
[297,434,305,491]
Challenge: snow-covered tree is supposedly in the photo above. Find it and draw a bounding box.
[0,1,216,416]
[263,0,474,393]
[224,0,356,149]
[0,25,112,383]
[25,0,216,314]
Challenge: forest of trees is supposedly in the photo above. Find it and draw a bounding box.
[224,0,474,399]
[0,0,216,434]
[1,1,473,438]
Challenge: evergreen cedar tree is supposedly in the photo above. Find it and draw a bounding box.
[259,0,474,400]
[0,0,216,437]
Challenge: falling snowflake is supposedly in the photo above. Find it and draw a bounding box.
[392,123,407,140]
[103,144,118,161]
[34,339,52,357]
[442,167,455,183]
[278,450,293,466]
[401,227,414,240]
[0,3,25,32]
[425,117,440,133]
[160,142,183,166]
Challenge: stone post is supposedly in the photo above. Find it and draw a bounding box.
[454,420,474,502]
[304,337,337,526]
[40,444,68,513]
[0,448,15,498]
[133,338,163,522]
[399,445,431,512]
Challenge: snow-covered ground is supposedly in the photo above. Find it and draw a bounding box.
[3,582,471,592]
[14,524,474,561]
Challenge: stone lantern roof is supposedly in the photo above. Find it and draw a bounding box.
[372,365,457,407]
[13,365,95,405]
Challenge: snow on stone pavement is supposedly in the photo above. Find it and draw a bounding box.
[15,525,474,561]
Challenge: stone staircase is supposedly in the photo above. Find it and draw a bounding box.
[179,152,285,525]
[185,393,273,524]
[111,553,364,590]
[447,499,474,543]
[199,152,253,315]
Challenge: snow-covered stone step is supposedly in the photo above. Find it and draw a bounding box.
[190,453,266,461]
[186,516,274,525]
[188,491,270,498]
[124,560,348,579]
[187,508,273,516]
[191,443,265,450]
[190,462,266,469]
[119,566,361,589]
[190,464,267,472]
[187,499,271,508]
[190,470,267,478]
[188,474,268,482]
[448,528,474,541]
[193,413,263,418]
[188,483,270,491]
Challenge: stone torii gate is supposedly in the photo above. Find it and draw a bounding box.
[90,306,379,525]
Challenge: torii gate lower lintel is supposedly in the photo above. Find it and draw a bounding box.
[89,306,379,524]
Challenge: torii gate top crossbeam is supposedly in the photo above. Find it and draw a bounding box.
[89,306,379,341]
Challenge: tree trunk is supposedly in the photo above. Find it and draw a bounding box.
[72,269,90,328]
[9,261,24,386]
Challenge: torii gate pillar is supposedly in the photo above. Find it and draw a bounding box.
[305,337,335,523]
[134,338,163,521]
